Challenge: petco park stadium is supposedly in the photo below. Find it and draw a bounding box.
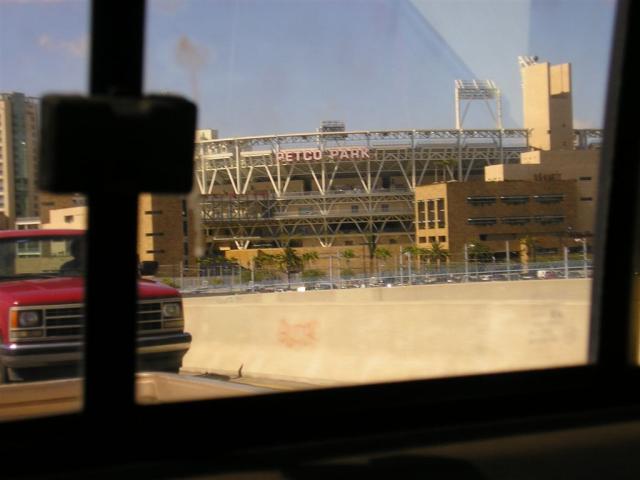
[193,59,602,253]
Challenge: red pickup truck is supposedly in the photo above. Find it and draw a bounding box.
[0,229,191,383]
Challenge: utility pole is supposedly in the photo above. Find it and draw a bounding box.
[329,255,333,288]
[464,243,469,281]
[505,240,510,281]
[582,237,588,278]
[251,256,255,292]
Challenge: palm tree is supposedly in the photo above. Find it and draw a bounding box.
[275,247,303,287]
[426,242,450,273]
[340,249,357,278]
[301,251,319,271]
[374,247,391,276]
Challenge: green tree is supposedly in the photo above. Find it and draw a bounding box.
[253,250,279,280]
[341,249,356,267]
[426,242,450,272]
[274,247,303,286]
[374,247,392,275]
[467,243,492,262]
[301,251,320,270]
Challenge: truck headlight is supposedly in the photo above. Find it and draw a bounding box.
[17,310,43,328]
[162,302,182,318]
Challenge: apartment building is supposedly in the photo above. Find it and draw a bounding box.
[0,92,40,225]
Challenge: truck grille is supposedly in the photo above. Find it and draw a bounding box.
[11,300,182,340]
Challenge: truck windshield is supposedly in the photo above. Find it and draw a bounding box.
[0,236,85,279]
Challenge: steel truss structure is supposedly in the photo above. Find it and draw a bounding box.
[195,128,602,249]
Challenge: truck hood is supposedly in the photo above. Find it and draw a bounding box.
[0,277,179,307]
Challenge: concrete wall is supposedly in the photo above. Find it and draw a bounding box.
[182,279,592,386]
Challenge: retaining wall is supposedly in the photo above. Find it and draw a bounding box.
[182,279,592,385]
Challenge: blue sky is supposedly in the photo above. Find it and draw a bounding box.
[0,0,617,136]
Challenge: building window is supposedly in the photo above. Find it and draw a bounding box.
[418,236,426,243]
[64,215,74,223]
[145,250,165,254]
[427,200,435,228]
[500,195,529,205]
[534,194,564,204]
[502,216,531,225]
[144,210,163,215]
[466,196,496,206]
[437,199,445,228]
[428,236,436,242]
[579,176,592,181]
[345,240,354,246]
[534,215,565,225]
[389,239,397,244]
[467,217,498,226]
[145,232,164,237]
[581,197,593,201]
[438,236,446,243]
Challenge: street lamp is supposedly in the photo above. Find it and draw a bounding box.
[404,250,413,285]
[574,237,588,278]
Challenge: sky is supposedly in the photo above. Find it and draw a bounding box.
[0,0,618,137]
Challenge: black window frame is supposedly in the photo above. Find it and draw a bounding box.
[3,0,640,475]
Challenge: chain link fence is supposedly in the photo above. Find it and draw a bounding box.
[154,257,593,296]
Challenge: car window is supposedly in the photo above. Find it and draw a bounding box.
[0,0,90,420]
[137,0,617,404]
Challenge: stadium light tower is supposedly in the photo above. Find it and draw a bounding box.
[454,79,503,130]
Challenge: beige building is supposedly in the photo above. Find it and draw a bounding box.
[38,192,86,224]
[41,206,87,230]
[485,150,598,235]
[521,61,574,151]
[39,193,196,270]
[0,92,40,225]
[137,194,197,269]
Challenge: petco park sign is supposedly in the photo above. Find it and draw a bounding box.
[276,147,370,162]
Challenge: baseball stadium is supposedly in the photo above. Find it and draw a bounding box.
[193,57,602,272]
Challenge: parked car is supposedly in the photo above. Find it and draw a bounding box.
[0,230,191,383]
